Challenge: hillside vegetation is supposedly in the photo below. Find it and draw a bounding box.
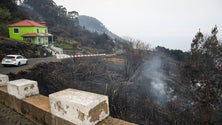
[20,0,124,53]
[0,0,123,54]
[0,37,51,59]
[0,0,29,36]
[1,0,222,125]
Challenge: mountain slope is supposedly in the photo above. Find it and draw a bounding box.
[78,15,126,42]
[19,0,117,53]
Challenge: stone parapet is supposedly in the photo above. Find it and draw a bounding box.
[0,74,136,125]
[0,74,9,86]
[7,79,39,99]
[49,89,109,125]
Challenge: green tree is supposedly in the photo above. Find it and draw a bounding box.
[68,11,79,19]
[184,26,222,125]
[23,0,79,26]
[155,46,186,61]
[57,5,67,18]
[0,8,11,22]
[0,8,11,36]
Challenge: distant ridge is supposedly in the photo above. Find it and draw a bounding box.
[78,15,127,42]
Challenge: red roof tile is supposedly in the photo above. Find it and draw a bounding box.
[8,20,47,28]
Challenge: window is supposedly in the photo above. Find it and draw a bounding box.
[45,29,47,33]
[14,28,19,33]
[37,29,39,33]
[16,56,22,59]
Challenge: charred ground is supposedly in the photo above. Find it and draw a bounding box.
[0,37,51,60]
[8,53,220,125]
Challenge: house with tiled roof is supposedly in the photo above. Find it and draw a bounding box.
[8,20,53,45]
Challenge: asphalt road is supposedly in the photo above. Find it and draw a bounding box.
[0,56,59,74]
[0,57,59,124]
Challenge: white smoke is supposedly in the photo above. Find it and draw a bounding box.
[151,80,165,95]
[142,56,171,103]
[130,54,178,105]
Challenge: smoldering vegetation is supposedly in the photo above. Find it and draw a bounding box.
[8,53,222,125]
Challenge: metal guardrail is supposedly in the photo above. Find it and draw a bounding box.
[55,53,116,59]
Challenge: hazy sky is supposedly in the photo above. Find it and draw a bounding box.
[53,0,222,51]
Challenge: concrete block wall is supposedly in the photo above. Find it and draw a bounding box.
[0,74,135,125]
[7,79,39,99]
[0,74,9,86]
[49,89,109,125]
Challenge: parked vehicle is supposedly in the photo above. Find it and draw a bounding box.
[74,52,82,57]
[1,55,28,67]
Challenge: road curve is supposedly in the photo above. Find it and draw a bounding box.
[0,56,59,74]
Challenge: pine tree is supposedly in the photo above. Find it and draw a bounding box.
[184,26,222,125]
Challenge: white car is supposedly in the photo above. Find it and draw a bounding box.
[1,55,28,67]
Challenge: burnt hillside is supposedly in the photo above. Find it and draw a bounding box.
[8,54,221,125]
[0,37,51,59]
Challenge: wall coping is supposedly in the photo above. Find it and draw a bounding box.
[0,74,136,125]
